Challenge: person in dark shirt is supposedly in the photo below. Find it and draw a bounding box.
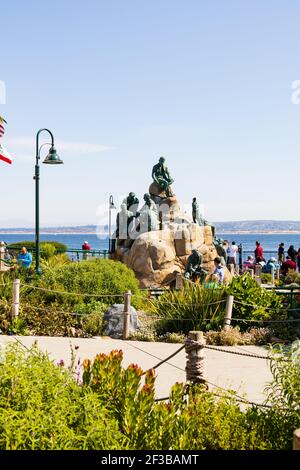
[287,245,297,262]
[278,242,285,264]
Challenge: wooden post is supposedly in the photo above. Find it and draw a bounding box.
[271,267,275,286]
[122,290,132,340]
[255,264,262,285]
[223,295,234,331]
[0,243,5,272]
[276,268,280,280]
[12,279,20,320]
[185,331,206,385]
[250,269,254,279]
[175,272,183,290]
[293,429,300,450]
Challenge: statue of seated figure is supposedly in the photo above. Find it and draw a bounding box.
[152,157,174,197]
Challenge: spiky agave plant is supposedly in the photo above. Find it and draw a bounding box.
[150,280,227,335]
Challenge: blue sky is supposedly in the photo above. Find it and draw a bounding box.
[0,0,300,226]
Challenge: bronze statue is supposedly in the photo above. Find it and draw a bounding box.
[138,193,158,232]
[152,157,174,197]
[184,249,208,282]
[123,192,139,216]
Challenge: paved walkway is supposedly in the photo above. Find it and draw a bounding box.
[0,335,273,404]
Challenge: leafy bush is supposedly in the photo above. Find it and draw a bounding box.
[26,258,141,307]
[1,342,300,449]
[0,259,143,337]
[284,271,300,286]
[7,240,67,255]
[149,281,227,335]
[40,242,56,260]
[0,344,125,450]
[226,273,284,328]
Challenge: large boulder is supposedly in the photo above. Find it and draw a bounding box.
[103,304,138,339]
[115,225,230,288]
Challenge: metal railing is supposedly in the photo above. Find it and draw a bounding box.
[6,245,109,261]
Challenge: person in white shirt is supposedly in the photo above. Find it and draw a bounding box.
[227,241,238,267]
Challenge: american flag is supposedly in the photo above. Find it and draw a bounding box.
[0,144,12,164]
[0,122,5,138]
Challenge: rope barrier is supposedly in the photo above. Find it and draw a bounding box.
[231,317,300,323]
[20,283,125,297]
[203,344,271,360]
[150,299,227,307]
[123,341,186,375]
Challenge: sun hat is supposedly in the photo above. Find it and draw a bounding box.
[270,257,276,262]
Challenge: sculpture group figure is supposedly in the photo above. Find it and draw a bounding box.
[152,157,174,197]
[184,249,208,282]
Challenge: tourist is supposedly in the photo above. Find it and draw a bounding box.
[82,241,91,260]
[297,249,300,272]
[213,257,224,284]
[243,255,254,273]
[263,257,280,274]
[82,241,91,251]
[278,243,285,265]
[227,241,238,268]
[254,241,264,262]
[280,256,296,276]
[214,238,227,266]
[287,245,297,262]
[17,247,32,269]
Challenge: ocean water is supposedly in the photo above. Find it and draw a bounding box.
[1,232,300,257]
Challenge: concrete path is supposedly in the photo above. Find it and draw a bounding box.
[0,335,273,404]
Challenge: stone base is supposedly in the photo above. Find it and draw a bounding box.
[111,225,232,288]
[149,182,175,198]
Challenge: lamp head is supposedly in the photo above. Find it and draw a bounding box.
[43,146,63,164]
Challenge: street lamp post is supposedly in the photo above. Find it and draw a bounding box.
[34,129,63,274]
[108,195,116,253]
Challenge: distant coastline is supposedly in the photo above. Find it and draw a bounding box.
[1,220,300,236]
[1,230,300,235]
[218,231,300,235]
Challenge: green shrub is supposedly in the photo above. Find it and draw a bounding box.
[0,344,126,450]
[284,271,300,285]
[26,259,141,306]
[149,281,227,335]
[0,342,299,449]
[226,273,284,328]
[40,243,56,260]
[7,240,67,255]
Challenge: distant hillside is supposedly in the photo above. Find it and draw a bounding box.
[214,220,300,233]
[1,221,300,234]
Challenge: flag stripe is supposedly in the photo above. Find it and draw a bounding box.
[0,145,13,164]
[0,154,12,164]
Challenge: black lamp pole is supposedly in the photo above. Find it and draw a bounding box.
[34,129,63,274]
[108,195,115,253]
